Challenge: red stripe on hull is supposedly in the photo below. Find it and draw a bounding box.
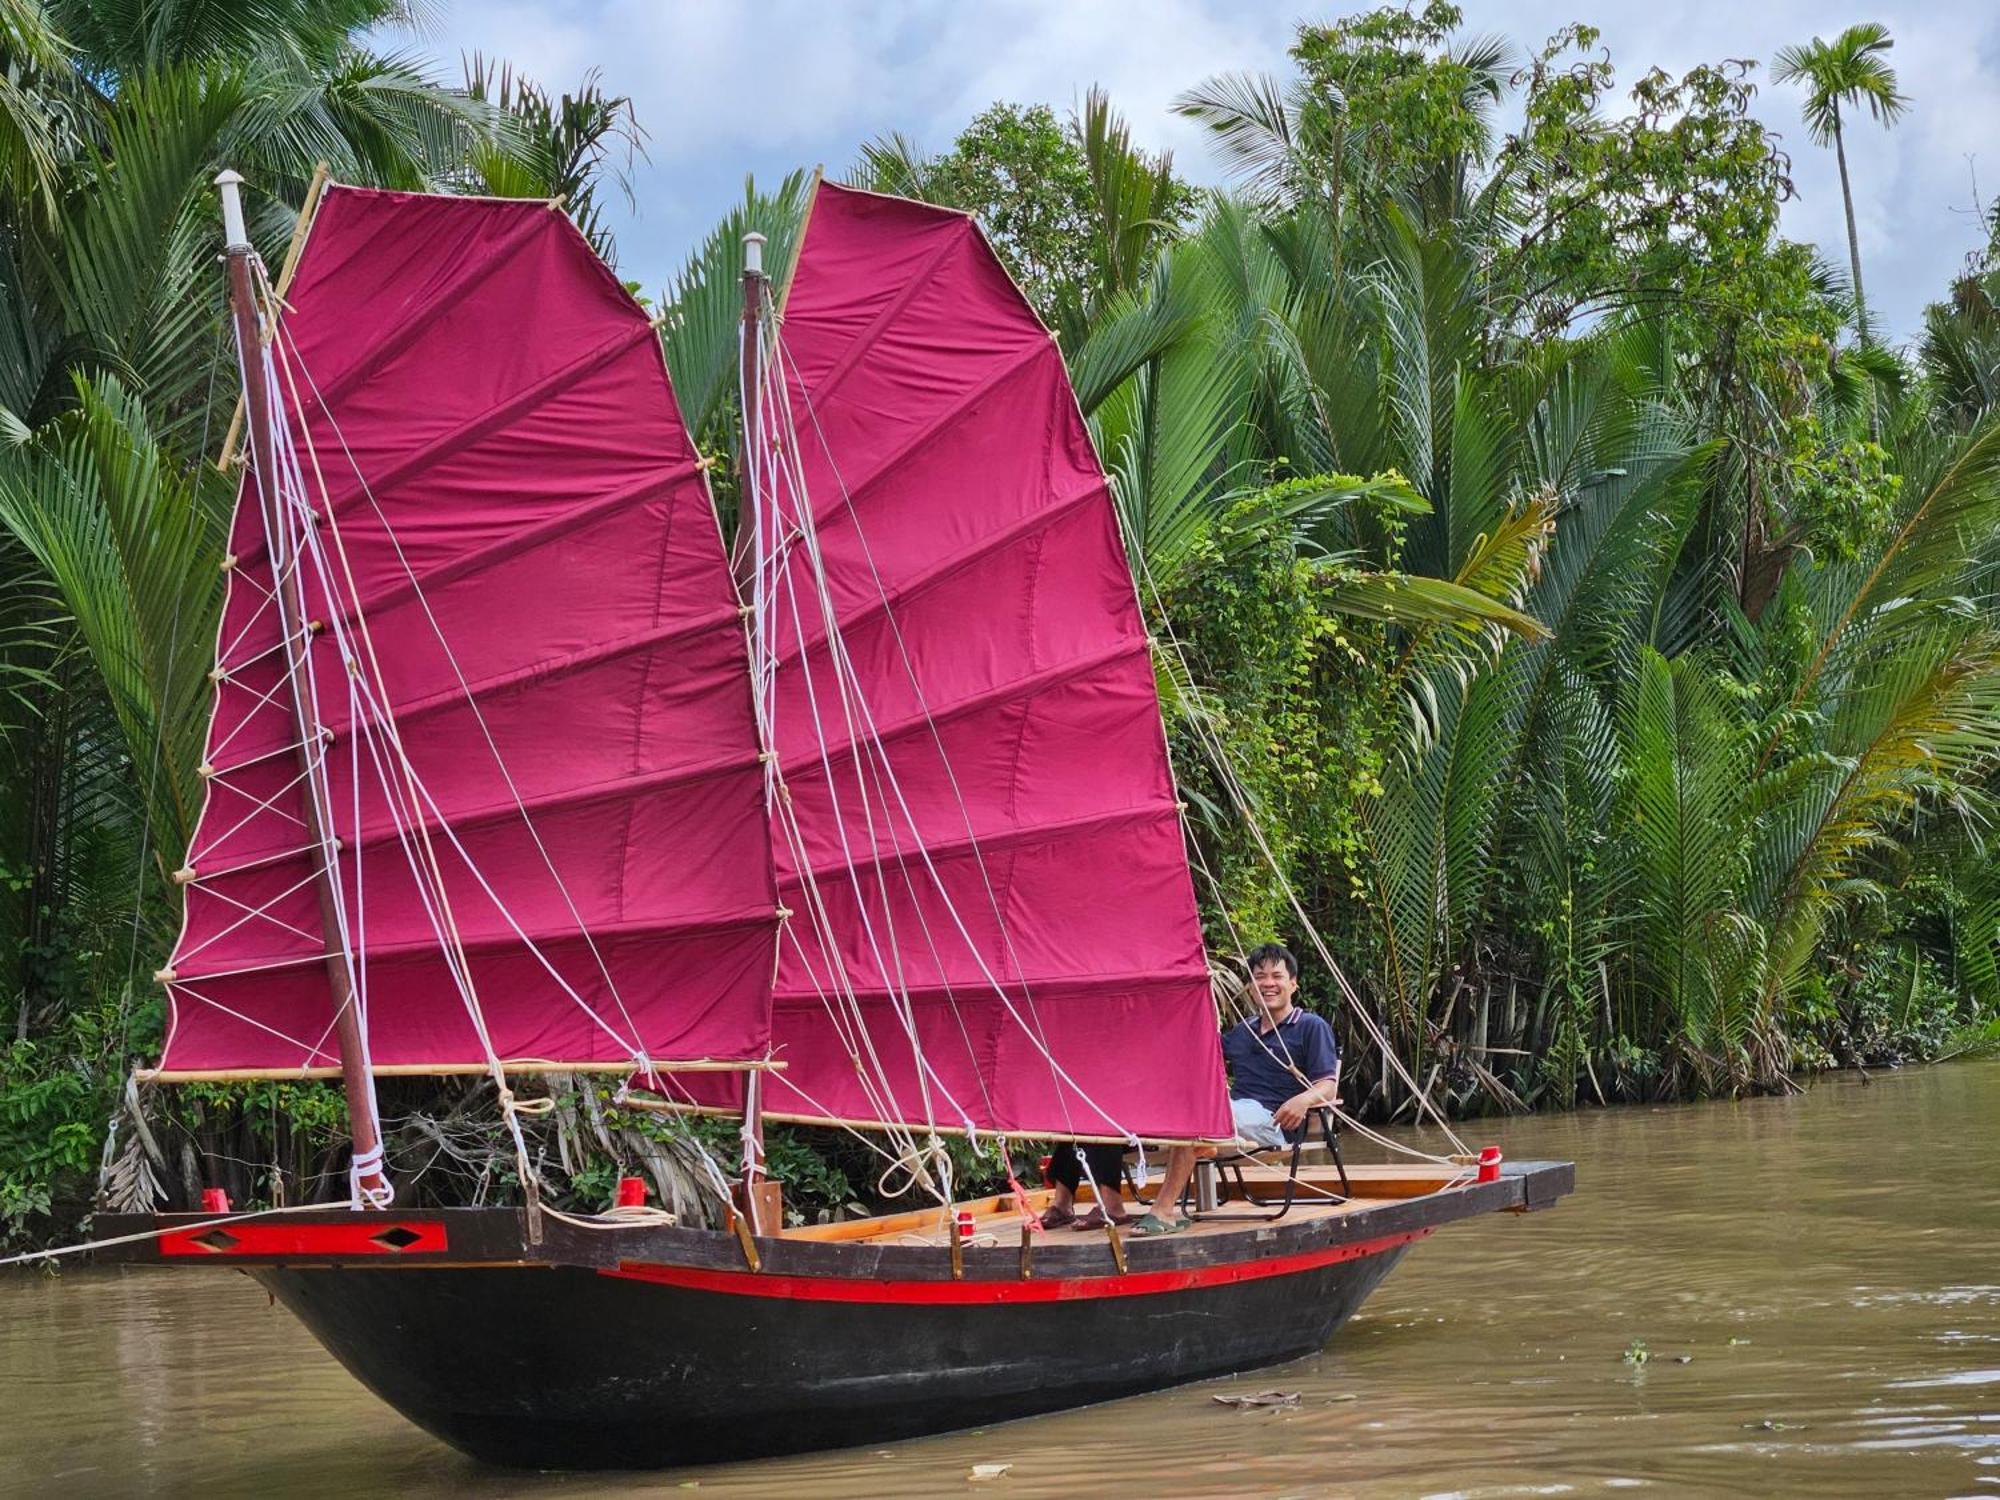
[601,1228,1430,1304]
[159,1219,450,1257]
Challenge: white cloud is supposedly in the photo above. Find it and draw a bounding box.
[400,1,2000,340]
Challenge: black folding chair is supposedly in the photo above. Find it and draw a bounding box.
[1196,1103,1352,1222]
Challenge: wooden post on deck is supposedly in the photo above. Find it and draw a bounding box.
[213,169,388,1207]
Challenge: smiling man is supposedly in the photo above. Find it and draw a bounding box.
[1222,943,1340,1149]
[1131,942,1341,1235]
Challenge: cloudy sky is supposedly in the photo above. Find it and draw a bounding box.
[402,2,2000,344]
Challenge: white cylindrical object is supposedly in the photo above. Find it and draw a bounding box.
[214,168,249,250]
[743,231,766,276]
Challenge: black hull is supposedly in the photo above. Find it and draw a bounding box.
[260,1244,1410,1469]
[101,1159,1572,1471]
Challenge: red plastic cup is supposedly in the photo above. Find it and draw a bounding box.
[1477,1146,1503,1183]
[615,1175,647,1208]
[200,1187,230,1214]
[1038,1154,1053,1187]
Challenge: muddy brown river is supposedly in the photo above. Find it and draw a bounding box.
[3,1060,1995,1497]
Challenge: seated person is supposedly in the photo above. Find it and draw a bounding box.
[1222,942,1339,1148]
[1132,942,1339,1235]
[1038,1140,1130,1230]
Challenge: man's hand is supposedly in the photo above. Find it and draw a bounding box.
[1274,1083,1339,1132]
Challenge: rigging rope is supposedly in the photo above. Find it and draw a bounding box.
[1121,516,1473,1159]
[762,316,1144,1159]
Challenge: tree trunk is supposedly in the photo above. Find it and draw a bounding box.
[1833,109,1870,345]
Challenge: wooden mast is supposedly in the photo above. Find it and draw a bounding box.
[213,169,389,1206]
[737,228,769,1235]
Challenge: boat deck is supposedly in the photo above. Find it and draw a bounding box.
[783,1161,1470,1249]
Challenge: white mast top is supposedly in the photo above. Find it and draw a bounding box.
[742,231,766,277]
[214,169,250,252]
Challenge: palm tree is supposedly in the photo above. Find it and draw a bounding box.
[1773,23,1909,344]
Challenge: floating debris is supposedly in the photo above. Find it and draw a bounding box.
[968,1462,1013,1482]
[1622,1339,1650,1366]
[1212,1390,1301,1409]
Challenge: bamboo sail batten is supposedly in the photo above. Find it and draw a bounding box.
[135,1057,789,1084]
[616,1092,1228,1148]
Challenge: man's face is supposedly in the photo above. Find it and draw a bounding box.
[1251,959,1297,1015]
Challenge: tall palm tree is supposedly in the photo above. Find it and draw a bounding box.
[1773,23,1908,344]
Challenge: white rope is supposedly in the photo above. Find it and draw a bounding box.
[1124,520,1473,1157]
[272,315,659,1075]
[764,322,1139,1150]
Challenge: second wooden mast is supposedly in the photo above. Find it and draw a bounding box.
[213,169,390,1206]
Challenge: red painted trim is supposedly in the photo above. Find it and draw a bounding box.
[159,1219,449,1257]
[600,1228,1430,1305]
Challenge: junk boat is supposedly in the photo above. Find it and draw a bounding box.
[100,171,1572,1470]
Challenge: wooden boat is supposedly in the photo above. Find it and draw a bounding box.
[103,1160,1569,1469]
[99,168,1573,1471]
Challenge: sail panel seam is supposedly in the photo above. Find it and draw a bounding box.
[795,225,971,408]
[291,200,554,417]
[778,795,1180,889]
[782,475,1112,661]
[314,603,743,732]
[231,320,663,574]
[797,336,1056,532]
[320,462,698,633]
[773,964,1210,1007]
[170,904,781,982]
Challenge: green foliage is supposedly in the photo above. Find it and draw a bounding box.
[6,4,2000,1256]
[460,57,645,264]
[852,91,1194,339]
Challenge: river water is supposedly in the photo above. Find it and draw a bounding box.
[4,1060,1996,1498]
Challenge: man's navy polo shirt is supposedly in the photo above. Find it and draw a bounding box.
[1223,1006,1339,1113]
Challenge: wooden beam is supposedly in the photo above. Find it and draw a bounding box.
[134,1057,787,1084]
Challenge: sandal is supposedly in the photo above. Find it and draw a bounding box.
[1036,1205,1076,1231]
[1131,1212,1192,1236]
[1071,1206,1132,1231]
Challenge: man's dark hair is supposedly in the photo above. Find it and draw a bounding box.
[1244,942,1298,978]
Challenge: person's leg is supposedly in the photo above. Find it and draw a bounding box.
[1131,1144,1197,1233]
[1138,1145,1197,1224]
[1042,1142,1082,1226]
[1073,1141,1132,1227]
[1231,1097,1287,1150]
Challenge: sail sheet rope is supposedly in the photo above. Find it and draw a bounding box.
[1124,528,1473,1162]
[739,295,1162,1215]
[764,318,1147,1176]
[270,311,663,1082]
[738,299,981,1205]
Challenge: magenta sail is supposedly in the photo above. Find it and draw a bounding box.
[157,187,777,1076]
[704,184,1231,1140]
